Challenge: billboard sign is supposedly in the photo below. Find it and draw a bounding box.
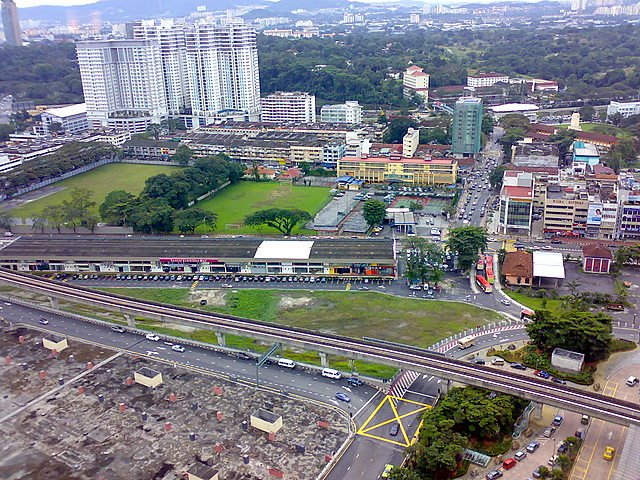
[587,204,603,226]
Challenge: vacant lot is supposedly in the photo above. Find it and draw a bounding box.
[197,181,331,234]
[101,287,502,377]
[11,163,180,218]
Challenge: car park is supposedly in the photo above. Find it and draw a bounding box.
[145,333,160,341]
[111,325,126,333]
[171,344,185,352]
[485,470,503,480]
[38,317,49,325]
[335,392,350,402]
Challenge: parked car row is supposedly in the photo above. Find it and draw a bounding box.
[64,273,390,284]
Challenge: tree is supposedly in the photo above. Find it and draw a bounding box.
[537,466,551,480]
[100,190,136,226]
[129,198,175,234]
[61,187,95,231]
[602,138,638,173]
[550,468,565,480]
[142,173,191,209]
[0,123,16,141]
[244,208,312,236]
[0,209,13,230]
[173,208,217,234]
[146,123,162,140]
[42,205,66,233]
[481,114,495,135]
[48,122,63,134]
[362,199,387,228]
[489,165,507,190]
[383,117,417,143]
[579,105,595,122]
[408,200,422,212]
[526,309,613,361]
[172,144,193,166]
[445,226,487,271]
[31,215,47,233]
[566,280,581,296]
[405,238,444,286]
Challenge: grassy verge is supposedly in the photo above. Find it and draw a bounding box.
[10,163,180,218]
[504,291,564,314]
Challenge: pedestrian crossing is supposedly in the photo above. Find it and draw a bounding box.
[387,370,420,398]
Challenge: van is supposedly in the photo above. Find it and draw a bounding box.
[277,358,296,369]
[626,376,638,387]
[321,368,342,379]
[502,458,517,470]
[491,358,505,366]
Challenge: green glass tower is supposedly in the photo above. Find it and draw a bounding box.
[451,97,483,156]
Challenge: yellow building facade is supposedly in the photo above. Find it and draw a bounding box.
[337,156,457,185]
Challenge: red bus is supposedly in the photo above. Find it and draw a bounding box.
[476,274,493,293]
[485,255,494,284]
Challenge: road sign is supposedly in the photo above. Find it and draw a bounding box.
[257,343,280,367]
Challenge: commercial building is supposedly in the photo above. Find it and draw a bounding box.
[467,73,509,88]
[1,0,22,46]
[0,236,397,278]
[618,189,640,241]
[320,101,362,124]
[502,250,565,288]
[261,92,316,123]
[572,141,600,175]
[489,103,539,122]
[0,153,21,173]
[511,143,559,168]
[40,104,89,135]
[123,139,179,160]
[337,155,457,185]
[77,39,168,133]
[607,101,640,119]
[403,65,430,101]
[498,171,534,235]
[451,97,483,157]
[543,185,589,236]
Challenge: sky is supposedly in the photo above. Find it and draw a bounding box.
[16,0,99,6]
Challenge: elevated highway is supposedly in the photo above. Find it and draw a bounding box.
[1,268,639,427]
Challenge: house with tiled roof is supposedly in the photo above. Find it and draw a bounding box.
[582,243,613,274]
[502,250,534,286]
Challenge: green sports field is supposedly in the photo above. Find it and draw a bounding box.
[11,163,180,218]
[196,181,331,234]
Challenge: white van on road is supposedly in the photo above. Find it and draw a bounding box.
[321,368,341,379]
[277,358,296,369]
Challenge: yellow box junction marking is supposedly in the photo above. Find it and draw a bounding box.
[357,395,431,447]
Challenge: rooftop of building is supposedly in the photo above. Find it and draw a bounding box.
[533,251,565,279]
[456,97,482,104]
[468,72,509,78]
[124,139,180,149]
[0,236,396,262]
[42,103,87,118]
[582,243,613,259]
[489,103,539,113]
[502,250,533,278]
[502,185,534,199]
[505,165,559,175]
[573,141,600,157]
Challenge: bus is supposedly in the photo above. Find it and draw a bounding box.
[476,274,493,293]
[458,335,476,349]
[485,255,494,284]
[476,256,485,271]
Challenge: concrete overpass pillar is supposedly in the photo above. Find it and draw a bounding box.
[319,352,328,368]
[123,313,136,328]
[215,332,226,347]
[48,296,59,310]
[534,402,543,420]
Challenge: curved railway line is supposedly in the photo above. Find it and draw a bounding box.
[1,268,639,426]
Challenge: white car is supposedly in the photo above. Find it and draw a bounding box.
[145,333,160,341]
[500,299,511,306]
[171,344,185,352]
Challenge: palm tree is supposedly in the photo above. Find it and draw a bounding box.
[565,280,581,296]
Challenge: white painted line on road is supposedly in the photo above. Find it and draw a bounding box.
[404,390,437,399]
[353,390,382,420]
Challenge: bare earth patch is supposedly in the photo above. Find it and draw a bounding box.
[279,296,313,310]
[189,289,227,307]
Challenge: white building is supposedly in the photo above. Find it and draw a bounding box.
[40,103,88,135]
[261,92,316,123]
[403,65,430,101]
[488,103,539,122]
[498,170,534,235]
[607,101,640,119]
[184,19,261,127]
[409,13,420,23]
[320,101,362,124]
[76,39,168,134]
[0,153,21,173]
[467,73,510,88]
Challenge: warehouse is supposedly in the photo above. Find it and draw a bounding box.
[0,236,397,278]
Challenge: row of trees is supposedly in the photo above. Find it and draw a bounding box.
[0,142,116,197]
[390,387,527,480]
[404,237,445,287]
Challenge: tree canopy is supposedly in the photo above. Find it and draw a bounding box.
[404,238,444,286]
[244,208,312,236]
[445,226,487,271]
[362,199,387,228]
[173,208,217,234]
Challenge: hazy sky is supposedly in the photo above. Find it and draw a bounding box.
[16,0,99,6]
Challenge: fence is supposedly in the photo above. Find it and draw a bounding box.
[1,157,118,201]
[187,181,231,207]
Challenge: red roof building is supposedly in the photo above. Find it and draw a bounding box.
[582,243,613,274]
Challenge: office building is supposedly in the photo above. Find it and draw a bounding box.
[41,104,88,135]
[607,101,640,119]
[403,65,429,101]
[320,101,362,124]
[498,171,534,235]
[467,73,509,88]
[618,189,640,241]
[1,0,22,46]
[451,97,483,157]
[337,155,457,186]
[261,92,316,123]
[76,39,168,133]
[543,185,589,236]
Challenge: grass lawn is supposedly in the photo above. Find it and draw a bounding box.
[504,291,564,314]
[196,181,331,234]
[11,163,180,218]
[100,287,503,378]
[554,123,633,139]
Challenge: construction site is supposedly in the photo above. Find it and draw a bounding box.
[0,320,350,480]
